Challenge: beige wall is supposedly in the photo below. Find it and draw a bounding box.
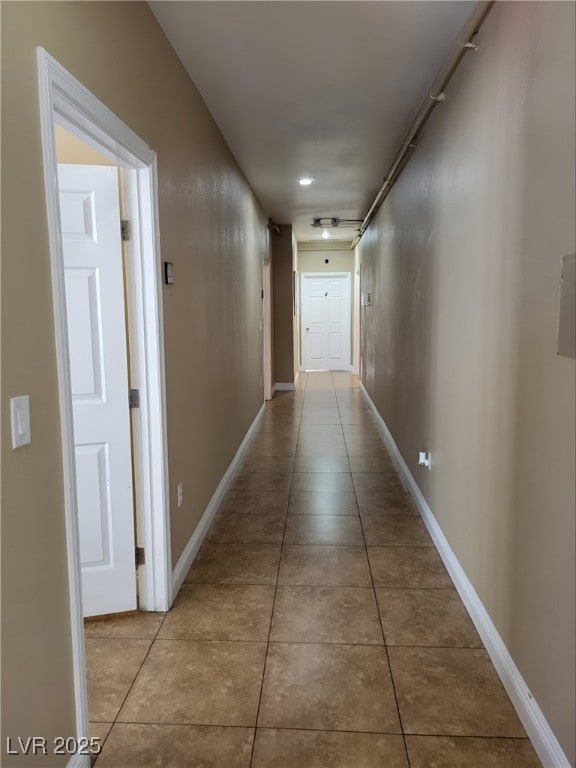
[1,2,267,761]
[272,225,295,384]
[359,2,575,763]
[55,124,116,165]
[297,248,354,274]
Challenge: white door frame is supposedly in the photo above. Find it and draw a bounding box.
[300,272,352,371]
[37,48,171,760]
[263,260,273,400]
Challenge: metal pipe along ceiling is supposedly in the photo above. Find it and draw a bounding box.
[351,0,495,249]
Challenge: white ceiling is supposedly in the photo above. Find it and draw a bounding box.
[149,1,476,243]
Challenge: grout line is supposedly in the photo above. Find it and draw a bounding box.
[340,382,412,768]
[249,374,305,768]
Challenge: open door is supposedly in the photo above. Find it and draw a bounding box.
[58,163,137,616]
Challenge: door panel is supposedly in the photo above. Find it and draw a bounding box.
[301,274,351,370]
[59,163,137,617]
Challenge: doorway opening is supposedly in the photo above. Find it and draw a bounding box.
[38,48,171,754]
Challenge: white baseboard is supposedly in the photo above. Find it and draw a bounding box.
[360,382,571,768]
[171,404,265,599]
[67,754,89,768]
[274,382,296,391]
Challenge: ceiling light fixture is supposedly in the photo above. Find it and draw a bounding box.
[298,177,314,186]
[322,230,330,239]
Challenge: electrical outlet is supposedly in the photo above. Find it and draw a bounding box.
[418,451,432,470]
[177,482,183,507]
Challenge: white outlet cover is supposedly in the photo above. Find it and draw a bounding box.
[11,395,31,449]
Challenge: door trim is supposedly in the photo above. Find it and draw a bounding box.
[300,272,352,371]
[37,48,171,755]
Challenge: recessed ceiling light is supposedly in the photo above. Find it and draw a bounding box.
[322,229,330,239]
[298,177,314,186]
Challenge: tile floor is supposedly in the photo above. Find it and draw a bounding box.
[86,372,542,767]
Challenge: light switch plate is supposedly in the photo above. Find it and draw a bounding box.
[10,395,31,449]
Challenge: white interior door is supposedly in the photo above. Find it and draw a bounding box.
[58,163,137,617]
[301,273,351,370]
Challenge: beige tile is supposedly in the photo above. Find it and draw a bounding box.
[352,472,406,493]
[362,516,432,546]
[376,588,482,647]
[118,640,266,726]
[368,547,453,588]
[299,412,342,425]
[158,584,275,641]
[229,472,292,492]
[405,736,542,768]
[97,723,253,767]
[85,638,151,722]
[218,490,289,516]
[288,491,358,516]
[270,586,383,644]
[296,442,348,457]
[291,472,354,493]
[279,545,372,586]
[293,456,350,473]
[90,722,113,767]
[348,455,396,473]
[238,455,295,474]
[84,611,164,639]
[298,424,343,437]
[259,643,401,733]
[357,488,418,515]
[388,647,526,737]
[284,515,364,546]
[253,729,408,768]
[207,513,285,544]
[185,543,281,585]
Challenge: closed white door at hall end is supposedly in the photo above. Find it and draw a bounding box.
[301,273,351,371]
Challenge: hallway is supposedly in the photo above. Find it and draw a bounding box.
[86,372,541,767]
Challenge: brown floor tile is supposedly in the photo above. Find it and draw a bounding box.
[296,443,348,457]
[89,722,113,750]
[218,490,289,516]
[291,472,354,493]
[388,647,526,737]
[238,455,295,474]
[284,515,364,546]
[298,424,343,436]
[270,586,383,644]
[278,545,372,586]
[376,588,483,647]
[258,643,401,733]
[96,723,253,767]
[185,543,281,585]
[368,547,453,588]
[357,488,418,515]
[229,472,292,492]
[405,735,542,767]
[299,412,342,425]
[158,584,274,641]
[288,491,358,516]
[252,729,408,768]
[293,456,350,473]
[362,516,432,546]
[118,640,266,726]
[84,611,164,640]
[85,638,151,722]
[348,455,396,473]
[352,472,406,493]
[206,513,285,544]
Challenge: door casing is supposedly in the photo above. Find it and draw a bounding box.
[37,48,171,760]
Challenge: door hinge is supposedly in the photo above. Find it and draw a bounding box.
[135,547,145,567]
[261,289,264,299]
[129,388,140,409]
[121,219,131,242]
